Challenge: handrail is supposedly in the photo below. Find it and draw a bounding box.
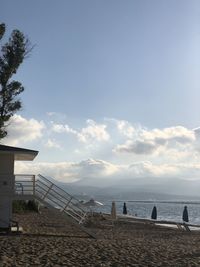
[15,182,24,194]
[14,174,88,225]
[36,182,71,205]
[35,191,83,222]
[37,180,73,204]
[36,180,84,208]
[36,191,66,210]
[65,211,81,222]
[15,174,35,177]
[41,190,85,216]
[35,188,67,208]
[38,174,81,202]
[37,175,87,214]
[15,180,33,183]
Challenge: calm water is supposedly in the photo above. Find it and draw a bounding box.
[96,201,200,225]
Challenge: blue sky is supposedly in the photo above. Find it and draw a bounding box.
[1,1,200,183]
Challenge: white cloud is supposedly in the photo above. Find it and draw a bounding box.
[115,126,196,155]
[46,112,57,116]
[77,120,110,143]
[105,118,136,138]
[4,115,200,183]
[15,159,200,184]
[115,140,156,154]
[141,126,195,145]
[51,119,110,143]
[45,139,61,149]
[15,158,119,183]
[128,161,179,177]
[52,123,77,135]
[15,161,78,182]
[75,158,119,176]
[2,115,45,146]
[116,120,135,138]
[194,127,200,138]
[193,127,200,152]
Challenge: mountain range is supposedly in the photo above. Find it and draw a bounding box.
[48,176,200,201]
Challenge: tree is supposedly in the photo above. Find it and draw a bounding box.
[0,23,32,139]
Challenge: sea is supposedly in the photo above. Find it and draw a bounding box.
[94,200,200,225]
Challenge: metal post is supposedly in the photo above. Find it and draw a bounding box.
[42,183,53,201]
[33,175,36,196]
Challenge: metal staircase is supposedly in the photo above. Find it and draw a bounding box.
[14,174,96,238]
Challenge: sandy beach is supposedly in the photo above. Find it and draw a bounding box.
[0,209,200,266]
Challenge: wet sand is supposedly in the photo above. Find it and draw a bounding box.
[0,209,200,266]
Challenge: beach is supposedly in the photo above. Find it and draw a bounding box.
[0,209,200,266]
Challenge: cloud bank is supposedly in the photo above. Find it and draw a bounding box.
[15,158,200,184]
[52,119,110,143]
[2,114,200,184]
[114,126,196,156]
[2,115,45,146]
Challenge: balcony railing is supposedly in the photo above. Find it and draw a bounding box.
[15,174,35,196]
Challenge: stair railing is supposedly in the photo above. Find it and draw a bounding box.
[14,174,88,225]
[35,174,87,224]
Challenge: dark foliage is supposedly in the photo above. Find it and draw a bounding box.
[0,23,32,139]
[12,200,39,213]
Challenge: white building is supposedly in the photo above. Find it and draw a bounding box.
[0,144,38,229]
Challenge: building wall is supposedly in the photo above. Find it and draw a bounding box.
[0,153,14,228]
[0,153,14,174]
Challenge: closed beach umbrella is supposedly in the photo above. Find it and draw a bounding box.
[151,206,157,220]
[182,206,189,223]
[111,201,117,220]
[123,202,127,215]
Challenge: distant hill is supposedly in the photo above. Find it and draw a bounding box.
[46,176,200,201]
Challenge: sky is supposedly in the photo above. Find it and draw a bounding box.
[1,0,200,184]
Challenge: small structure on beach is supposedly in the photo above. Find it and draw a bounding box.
[151,206,157,220]
[0,144,38,230]
[123,202,127,215]
[111,201,117,220]
[182,206,189,223]
[0,144,96,238]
